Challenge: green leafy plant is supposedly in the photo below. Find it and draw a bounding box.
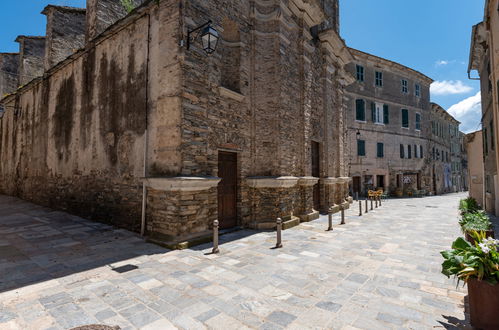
[459,211,492,233]
[459,197,480,215]
[441,232,499,285]
[120,0,136,13]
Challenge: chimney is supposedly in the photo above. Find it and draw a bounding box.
[86,0,146,42]
[42,5,86,70]
[15,36,46,86]
[0,53,19,97]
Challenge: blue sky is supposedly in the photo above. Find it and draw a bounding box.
[0,0,484,132]
[341,0,484,133]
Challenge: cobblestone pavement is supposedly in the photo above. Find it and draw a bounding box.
[0,193,470,330]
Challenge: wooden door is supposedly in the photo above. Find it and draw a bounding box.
[218,152,237,229]
[353,176,361,194]
[311,141,320,211]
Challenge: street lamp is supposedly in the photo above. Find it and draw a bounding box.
[356,129,361,141]
[187,20,220,55]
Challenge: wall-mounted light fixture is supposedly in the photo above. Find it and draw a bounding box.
[356,129,361,140]
[187,20,219,55]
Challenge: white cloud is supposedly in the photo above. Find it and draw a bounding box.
[430,80,474,95]
[448,92,482,133]
[435,60,449,66]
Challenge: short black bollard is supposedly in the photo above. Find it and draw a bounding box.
[212,219,220,254]
[327,209,333,231]
[375,197,378,208]
[379,196,382,206]
[340,208,345,225]
[365,199,368,213]
[276,218,283,248]
[359,200,362,216]
[370,198,373,210]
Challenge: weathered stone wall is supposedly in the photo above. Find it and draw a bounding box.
[86,0,148,41]
[0,53,19,97]
[43,6,86,70]
[16,36,46,86]
[0,2,181,232]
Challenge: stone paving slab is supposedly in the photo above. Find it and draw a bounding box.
[0,193,471,329]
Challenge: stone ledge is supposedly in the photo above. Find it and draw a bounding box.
[252,216,301,230]
[246,176,299,189]
[143,176,221,192]
[299,210,320,222]
[219,86,245,102]
[298,176,319,186]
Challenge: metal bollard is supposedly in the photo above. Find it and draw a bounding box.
[276,218,283,248]
[340,208,345,225]
[327,210,333,231]
[375,197,378,208]
[379,196,382,206]
[365,199,368,213]
[359,200,362,216]
[370,198,373,210]
[212,220,220,254]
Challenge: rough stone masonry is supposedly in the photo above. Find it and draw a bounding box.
[0,0,354,247]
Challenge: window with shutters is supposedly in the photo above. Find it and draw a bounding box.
[415,83,420,97]
[401,109,409,128]
[420,145,423,158]
[383,104,389,124]
[375,71,383,87]
[357,140,366,156]
[414,144,418,158]
[400,144,405,158]
[415,113,421,130]
[355,99,366,121]
[408,145,412,159]
[356,65,364,82]
[377,142,384,158]
[401,79,408,93]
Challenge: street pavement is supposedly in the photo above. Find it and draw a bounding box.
[0,193,470,329]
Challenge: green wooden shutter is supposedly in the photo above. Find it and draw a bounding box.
[356,99,365,121]
[357,140,366,156]
[383,104,389,124]
[371,102,376,122]
[400,144,404,158]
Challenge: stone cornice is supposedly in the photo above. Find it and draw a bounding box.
[319,29,354,67]
[288,0,325,27]
[298,176,320,186]
[246,176,299,189]
[144,177,221,192]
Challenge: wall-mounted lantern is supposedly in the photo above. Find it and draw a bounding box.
[187,20,219,55]
[356,129,361,140]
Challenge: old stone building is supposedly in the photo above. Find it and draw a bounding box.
[0,0,353,247]
[429,103,461,195]
[345,48,433,196]
[466,130,484,207]
[468,0,499,215]
[0,53,19,97]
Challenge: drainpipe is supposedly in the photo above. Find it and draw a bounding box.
[141,12,151,236]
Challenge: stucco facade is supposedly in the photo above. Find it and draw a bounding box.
[345,48,433,196]
[466,130,484,207]
[0,0,354,247]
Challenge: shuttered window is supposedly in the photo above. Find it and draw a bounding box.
[408,145,412,159]
[420,145,423,158]
[400,144,405,158]
[357,140,366,156]
[415,113,421,130]
[401,109,409,128]
[356,99,365,121]
[377,143,384,158]
[375,71,383,87]
[383,104,389,124]
[356,65,364,82]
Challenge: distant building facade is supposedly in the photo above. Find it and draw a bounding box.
[345,48,433,196]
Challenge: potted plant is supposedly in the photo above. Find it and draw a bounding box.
[459,197,480,215]
[459,211,495,245]
[441,232,499,329]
